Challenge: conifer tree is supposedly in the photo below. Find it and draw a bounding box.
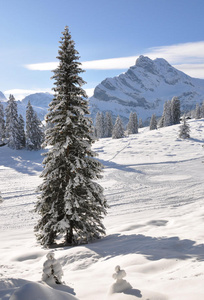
[18,114,26,149]
[163,100,172,127]
[171,96,180,124]
[201,101,204,118]
[138,118,143,128]
[95,111,105,138]
[149,114,157,130]
[0,101,5,144]
[26,101,43,150]
[195,103,201,119]
[35,26,108,247]
[112,116,124,139]
[127,112,138,134]
[104,111,113,137]
[5,94,21,149]
[178,115,190,139]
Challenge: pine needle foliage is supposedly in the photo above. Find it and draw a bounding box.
[35,27,108,247]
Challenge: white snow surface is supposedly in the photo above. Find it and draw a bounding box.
[0,118,204,300]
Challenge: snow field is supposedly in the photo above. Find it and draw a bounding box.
[0,118,204,299]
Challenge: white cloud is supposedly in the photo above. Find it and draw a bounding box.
[4,88,53,100]
[25,62,58,71]
[24,41,204,79]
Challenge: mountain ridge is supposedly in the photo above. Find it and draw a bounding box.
[89,55,204,122]
[1,56,204,123]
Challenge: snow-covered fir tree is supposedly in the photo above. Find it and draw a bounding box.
[127,112,138,134]
[171,96,180,124]
[95,111,105,138]
[26,101,43,150]
[35,26,108,247]
[195,103,201,119]
[149,114,157,130]
[18,114,26,149]
[163,100,173,127]
[201,101,204,118]
[0,101,5,144]
[138,118,143,128]
[112,116,124,139]
[5,94,21,149]
[42,252,63,285]
[178,115,190,139]
[104,111,113,137]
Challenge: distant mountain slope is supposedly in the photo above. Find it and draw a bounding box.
[0,91,7,102]
[0,92,53,121]
[1,56,204,123]
[89,55,204,122]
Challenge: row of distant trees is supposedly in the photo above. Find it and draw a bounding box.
[0,95,44,150]
[94,111,143,139]
[94,97,204,139]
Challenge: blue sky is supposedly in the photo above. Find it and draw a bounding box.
[1,0,204,100]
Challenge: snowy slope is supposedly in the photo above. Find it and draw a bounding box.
[89,56,204,122]
[0,119,204,300]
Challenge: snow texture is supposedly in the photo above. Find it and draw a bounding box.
[0,118,204,299]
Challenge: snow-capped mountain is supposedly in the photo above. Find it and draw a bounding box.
[89,55,204,122]
[0,91,7,102]
[19,92,54,120]
[0,92,53,121]
[1,56,204,123]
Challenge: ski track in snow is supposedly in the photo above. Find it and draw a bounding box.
[0,119,204,300]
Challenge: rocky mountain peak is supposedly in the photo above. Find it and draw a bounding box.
[89,56,204,123]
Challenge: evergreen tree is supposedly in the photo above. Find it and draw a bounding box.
[171,96,180,124]
[95,111,105,138]
[18,114,26,149]
[35,26,108,247]
[163,100,172,127]
[0,101,5,144]
[178,115,190,139]
[138,118,143,128]
[104,111,113,137]
[201,101,204,118]
[195,103,201,119]
[5,94,21,149]
[149,114,157,130]
[26,101,43,150]
[112,116,124,139]
[127,112,138,134]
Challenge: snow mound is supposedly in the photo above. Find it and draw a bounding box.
[9,281,79,300]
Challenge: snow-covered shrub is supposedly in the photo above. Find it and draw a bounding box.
[42,252,63,285]
[109,265,132,294]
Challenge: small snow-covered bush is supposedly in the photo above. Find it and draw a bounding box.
[42,252,63,285]
[109,265,132,294]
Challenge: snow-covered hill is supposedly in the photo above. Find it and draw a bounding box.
[0,118,204,300]
[89,55,204,122]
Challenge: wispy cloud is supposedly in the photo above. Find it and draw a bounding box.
[24,41,204,78]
